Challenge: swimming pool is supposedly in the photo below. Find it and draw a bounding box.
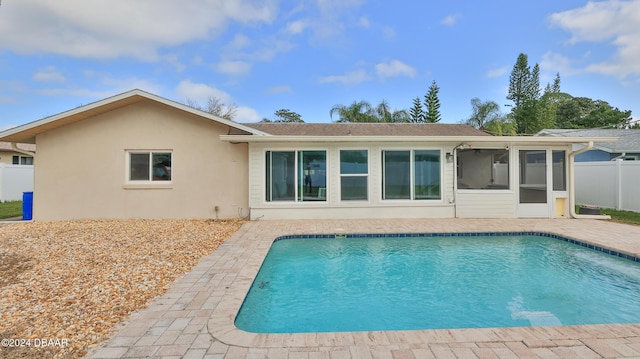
[235,232,640,333]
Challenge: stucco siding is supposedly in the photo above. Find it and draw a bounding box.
[34,100,248,220]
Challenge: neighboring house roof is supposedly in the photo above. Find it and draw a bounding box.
[243,122,491,137]
[0,89,269,144]
[0,141,35,152]
[537,129,640,153]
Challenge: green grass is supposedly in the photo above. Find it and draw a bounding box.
[600,208,640,226]
[0,201,24,219]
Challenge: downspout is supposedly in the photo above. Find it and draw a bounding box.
[569,141,611,219]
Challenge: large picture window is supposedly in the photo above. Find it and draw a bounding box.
[340,150,368,201]
[128,151,172,182]
[456,149,509,189]
[382,150,441,200]
[266,150,326,202]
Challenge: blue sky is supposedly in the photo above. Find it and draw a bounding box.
[1,0,639,130]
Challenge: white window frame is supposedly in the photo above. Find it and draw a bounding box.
[381,148,443,201]
[124,150,173,186]
[12,155,33,165]
[339,149,369,202]
[265,149,328,203]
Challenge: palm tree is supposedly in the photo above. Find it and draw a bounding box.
[330,100,410,123]
[330,101,375,123]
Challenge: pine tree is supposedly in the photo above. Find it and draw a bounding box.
[409,97,424,123]
[424,81,441,123]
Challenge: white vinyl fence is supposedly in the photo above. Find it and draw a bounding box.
[0,164,34,202]
[575,160,640,212]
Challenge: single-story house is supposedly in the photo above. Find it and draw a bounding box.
[537,129,640,161]
[0,89,617,221]
[0,141,35,165]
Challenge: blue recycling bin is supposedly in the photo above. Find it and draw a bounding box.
[22,191,33,220]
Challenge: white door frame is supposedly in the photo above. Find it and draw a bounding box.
[516,148,553,218]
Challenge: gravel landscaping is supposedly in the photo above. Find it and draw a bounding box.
[0,219,244,358]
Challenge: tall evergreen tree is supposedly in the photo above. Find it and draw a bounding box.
[507,53,543,134]
[424,81,441,123]
[409,97,424,123]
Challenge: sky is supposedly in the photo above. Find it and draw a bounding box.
[1,0,639,131]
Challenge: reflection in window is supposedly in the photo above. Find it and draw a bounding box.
[129,151,172,181]
[265,150,326,202]
[457,149,509,189]
[340,150,368,201]
[552,151,566,191]
[382,150,441,200]
[298,151,327,201]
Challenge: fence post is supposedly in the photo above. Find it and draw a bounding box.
[616,159,622,210]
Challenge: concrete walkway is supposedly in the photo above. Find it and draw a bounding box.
[87,219,640,359]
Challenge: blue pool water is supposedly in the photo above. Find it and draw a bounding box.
[235,233,640,333]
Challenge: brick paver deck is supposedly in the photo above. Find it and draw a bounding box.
[87,219,640,359]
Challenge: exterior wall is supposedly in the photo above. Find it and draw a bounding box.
[34,100,248,220]
[455,192,515,218]
[249,141,572,220]
[0,151,34,165]
[249,141,457,220]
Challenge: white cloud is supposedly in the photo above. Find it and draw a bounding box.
[285,20,308,35]
[375,60,417,78]
[0,1,277,60]
[549,0,640,79]
[358,16,370,28]
[382,26,396,40]
[175,80,232,104]
[173,80,260,122]
[235,106,261,122]
[214,61,252,76]
[540,51,580,76]
[486,67,509,79]
[440,14,458,27]
[33,66,66,82]
[319,69,371,85]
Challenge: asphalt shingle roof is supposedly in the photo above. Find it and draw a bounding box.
[243,123,491,137]
[537,129,640,153]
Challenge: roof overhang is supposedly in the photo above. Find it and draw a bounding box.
[0,89,270,144]
[220,134,619,145]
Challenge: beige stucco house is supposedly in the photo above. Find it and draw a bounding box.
[0,142,35,165]
[0,89,616,221]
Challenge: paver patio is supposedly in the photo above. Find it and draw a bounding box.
[87,218,640,359]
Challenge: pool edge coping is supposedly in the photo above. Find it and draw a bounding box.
[207,223,640,348]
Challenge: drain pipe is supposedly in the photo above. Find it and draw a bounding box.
[568,141,611,219]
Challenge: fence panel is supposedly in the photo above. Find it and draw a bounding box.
[0,164,34,202]
[575,160,640,212]
[620,162,640,212]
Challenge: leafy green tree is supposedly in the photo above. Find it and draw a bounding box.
[537,73,565,131]
[184,96,237,120]
[409,97,424,123]
[424,81,441,123]
[274,109,304,122]
[555,97,632,129]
